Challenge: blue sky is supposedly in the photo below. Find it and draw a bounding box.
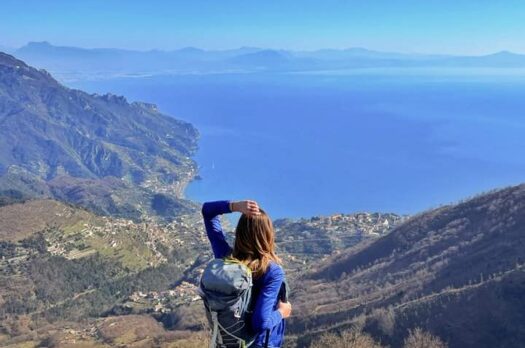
[1,0,525,54]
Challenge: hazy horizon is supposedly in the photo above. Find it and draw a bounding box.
[3,40,525,57]
[2,1,525,55]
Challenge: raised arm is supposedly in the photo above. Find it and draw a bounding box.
[201,200,233,259]
[201,199,262,259]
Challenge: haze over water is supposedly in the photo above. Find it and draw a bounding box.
[70,68,525,219]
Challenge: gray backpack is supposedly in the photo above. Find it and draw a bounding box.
[199,257,257,348]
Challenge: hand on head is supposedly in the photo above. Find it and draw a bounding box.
[232,200,261,216]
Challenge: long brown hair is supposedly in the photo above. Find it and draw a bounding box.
[232,207,282,278]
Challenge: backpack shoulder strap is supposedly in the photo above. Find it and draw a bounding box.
[264,329,270,348]
[224,256,252,274]
[279,277,289,302]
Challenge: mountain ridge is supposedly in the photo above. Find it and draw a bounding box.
[16,41,525,58]
[287,183,525,347]
[0,52,200,220]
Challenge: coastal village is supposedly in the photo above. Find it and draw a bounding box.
[0,199,407,329]
[118,210,407,312]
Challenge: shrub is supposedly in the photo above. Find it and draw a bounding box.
[309,327,383,348]
[403,327,447,348]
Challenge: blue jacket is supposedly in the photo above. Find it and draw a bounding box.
[201,200,286,348]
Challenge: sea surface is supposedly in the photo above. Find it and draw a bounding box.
[69,68,525,219]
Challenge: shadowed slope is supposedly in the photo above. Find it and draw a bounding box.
[289,184,525,348]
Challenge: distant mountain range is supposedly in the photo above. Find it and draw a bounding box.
[0,52,200,219]
[10,41,525,81]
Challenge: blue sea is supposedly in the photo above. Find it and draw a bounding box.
[70,68,525,219]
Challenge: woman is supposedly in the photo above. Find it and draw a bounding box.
[201,199,292,348]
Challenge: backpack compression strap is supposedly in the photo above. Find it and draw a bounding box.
[209,311,221,348]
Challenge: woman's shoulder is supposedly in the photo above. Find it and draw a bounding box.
[265,261,285,279]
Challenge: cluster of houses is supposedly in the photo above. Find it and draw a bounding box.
[277,211,406,240]
[126,281,201,313]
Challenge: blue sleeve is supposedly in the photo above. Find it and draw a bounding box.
[201,200,233,259]
[252,264,284,332]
